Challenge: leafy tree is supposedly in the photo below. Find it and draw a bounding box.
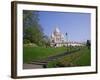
[23,10,44,46]
[23,39,31,44]
[86,40,91,49]
[43,35,50,47]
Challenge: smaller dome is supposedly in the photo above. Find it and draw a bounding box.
[61,34,65,41]
[61,34,64,37]
[51,33,54,38]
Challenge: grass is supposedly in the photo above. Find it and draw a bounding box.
[47,47,91,68]
[23,46,91,68]
[23,46,68,63]
[73,47,91,66]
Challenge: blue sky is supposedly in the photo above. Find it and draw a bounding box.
[38,11,91,42]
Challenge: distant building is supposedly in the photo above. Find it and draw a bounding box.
[50,27,84,47]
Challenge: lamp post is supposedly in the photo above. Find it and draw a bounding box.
[66,32,68,52]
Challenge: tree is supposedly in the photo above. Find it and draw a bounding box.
[42,35,50,47]
[23,10,44,46]
[86,40,91,49]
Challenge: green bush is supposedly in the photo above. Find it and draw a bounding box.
[23,39,31,44]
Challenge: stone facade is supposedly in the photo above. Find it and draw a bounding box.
[50,27,65,47]
[50,27,84,47]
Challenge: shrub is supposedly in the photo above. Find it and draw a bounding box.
[23,39,31,44]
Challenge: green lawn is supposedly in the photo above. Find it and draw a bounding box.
[47,47,91,67]
[23,46,91,68]
[23,46,68,63]
[73,47,91,66]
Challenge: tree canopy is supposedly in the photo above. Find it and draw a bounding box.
[23,10,50,47]
[86,40,91,49]
[23,10,44,46]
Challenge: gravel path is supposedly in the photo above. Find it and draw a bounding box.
[23,63,43,69]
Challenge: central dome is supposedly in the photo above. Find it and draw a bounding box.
[54,27,60,33]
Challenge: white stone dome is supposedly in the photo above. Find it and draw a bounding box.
[54,27,60,33]
[61,34,64,38]
[51,33,54,38]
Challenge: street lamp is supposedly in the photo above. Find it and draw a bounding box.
[65,32,68,52]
